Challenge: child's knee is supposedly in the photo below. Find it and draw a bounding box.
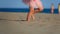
[41,7,43,11]
[38,7,44,11]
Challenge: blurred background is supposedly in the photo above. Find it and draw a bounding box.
[0,0,60,13]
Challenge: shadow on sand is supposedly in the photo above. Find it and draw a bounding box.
[0,18,27,21]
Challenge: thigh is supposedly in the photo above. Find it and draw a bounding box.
[29,0,36,8]
[35,0,43,9]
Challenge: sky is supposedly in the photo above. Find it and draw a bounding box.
[0,0,60,9]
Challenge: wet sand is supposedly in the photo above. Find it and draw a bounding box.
[0,12,60,34]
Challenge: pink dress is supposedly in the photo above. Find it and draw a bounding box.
[23,0,43,8]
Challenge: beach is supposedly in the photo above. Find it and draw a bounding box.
[0,12,60,34]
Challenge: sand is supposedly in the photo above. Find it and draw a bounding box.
[0,12,60,34]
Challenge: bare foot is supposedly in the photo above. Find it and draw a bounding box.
[31,14,35,20]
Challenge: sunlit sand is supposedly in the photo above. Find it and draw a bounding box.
[0,12,60,34]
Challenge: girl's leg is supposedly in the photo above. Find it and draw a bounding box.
[26,7,34,22]
[34,8,43,14]
[31,13,35,20]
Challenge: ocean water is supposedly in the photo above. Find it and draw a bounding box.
[0,8,58,14]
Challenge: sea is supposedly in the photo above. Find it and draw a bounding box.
[0,8,58,14]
